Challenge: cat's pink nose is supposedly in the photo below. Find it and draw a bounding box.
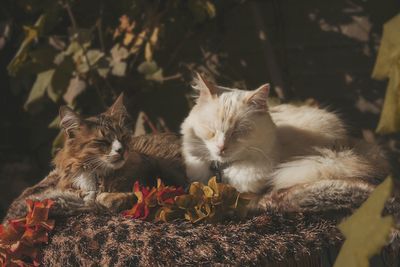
[217,144,225,155]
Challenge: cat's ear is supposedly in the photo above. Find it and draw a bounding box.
[59,106,81,138]
[106,93,128,117]
[194,72,218,101]
[105,93,132,128]
[246,84,270,110]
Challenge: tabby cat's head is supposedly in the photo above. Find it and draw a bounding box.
[55,94,132,175]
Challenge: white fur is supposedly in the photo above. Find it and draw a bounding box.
[270,148,372,190]
[73,173,97,201]
[181,79,385,194]
[110,139,123,155]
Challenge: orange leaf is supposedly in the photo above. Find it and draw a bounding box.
[0,199,55,266]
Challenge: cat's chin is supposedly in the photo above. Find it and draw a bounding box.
[105,158,127,170]
[211,155,233,164]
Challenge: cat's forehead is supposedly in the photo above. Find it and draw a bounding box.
[218,92,248,115]
[196,92,247,128]
[85,114,123,132]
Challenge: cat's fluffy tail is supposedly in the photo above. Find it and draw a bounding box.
[270,141,390,191]
[259,179,375,212]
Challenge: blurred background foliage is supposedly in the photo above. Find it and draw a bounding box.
[0,0,399,218]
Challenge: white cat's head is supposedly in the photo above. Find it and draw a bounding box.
[181,73,274,163]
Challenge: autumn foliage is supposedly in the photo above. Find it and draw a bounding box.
[122,179,186,221]
[0,199,55,267]
[122,177,253,223]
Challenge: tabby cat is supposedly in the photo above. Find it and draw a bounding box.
[4,94,186,220]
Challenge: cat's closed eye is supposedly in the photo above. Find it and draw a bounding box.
[92,139,111,146]
[230,125,252,140]
[196,126,215,140]
[206,130,215,139]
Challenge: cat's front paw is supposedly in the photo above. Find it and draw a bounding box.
[96,192,137,213]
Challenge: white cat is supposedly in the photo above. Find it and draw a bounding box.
[181,74,389,195]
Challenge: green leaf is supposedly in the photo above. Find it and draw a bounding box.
[63,76,86,105]
[24,69,55,111]
[48,116,60,129]
[334,177,394,267]
[111,45,130,61]
[48,56,75,103]
[97,57,111,78]
[68,28,93,47]
[8,15,46,76]
[137,61,164,83]
[110,45,130,77]
[10,45,58,76]
[65,41,82,56]
[137,61,158,75]
[76,49,104,74]
[188,0,216,23]
[146,68,164,83]
[111,61,127,77]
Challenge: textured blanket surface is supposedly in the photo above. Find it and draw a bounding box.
[42,210,345,266]
[3,134,399,266]
[37,187,400,267]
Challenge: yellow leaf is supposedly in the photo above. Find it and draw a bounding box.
[207,176,219,194]
[149,27,159,46]
[8,15,45,76]
[123,32,135,46]
[189,182,204,197]
[376,68,400,134]
[131,30,147,54]
[175,195,196,209]
[372,14,400,134]
[205,1,216,18]
[372,14,400,80]
[334,177,394,267]
[144,42,152,62]
[202,186,214,198]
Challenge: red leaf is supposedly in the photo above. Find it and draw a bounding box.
[0,199,55,266]
[122,179,185,221]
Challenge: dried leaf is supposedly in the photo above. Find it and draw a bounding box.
[0,199,55,266]
[122,181,157,220]
[123,177,252,223]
